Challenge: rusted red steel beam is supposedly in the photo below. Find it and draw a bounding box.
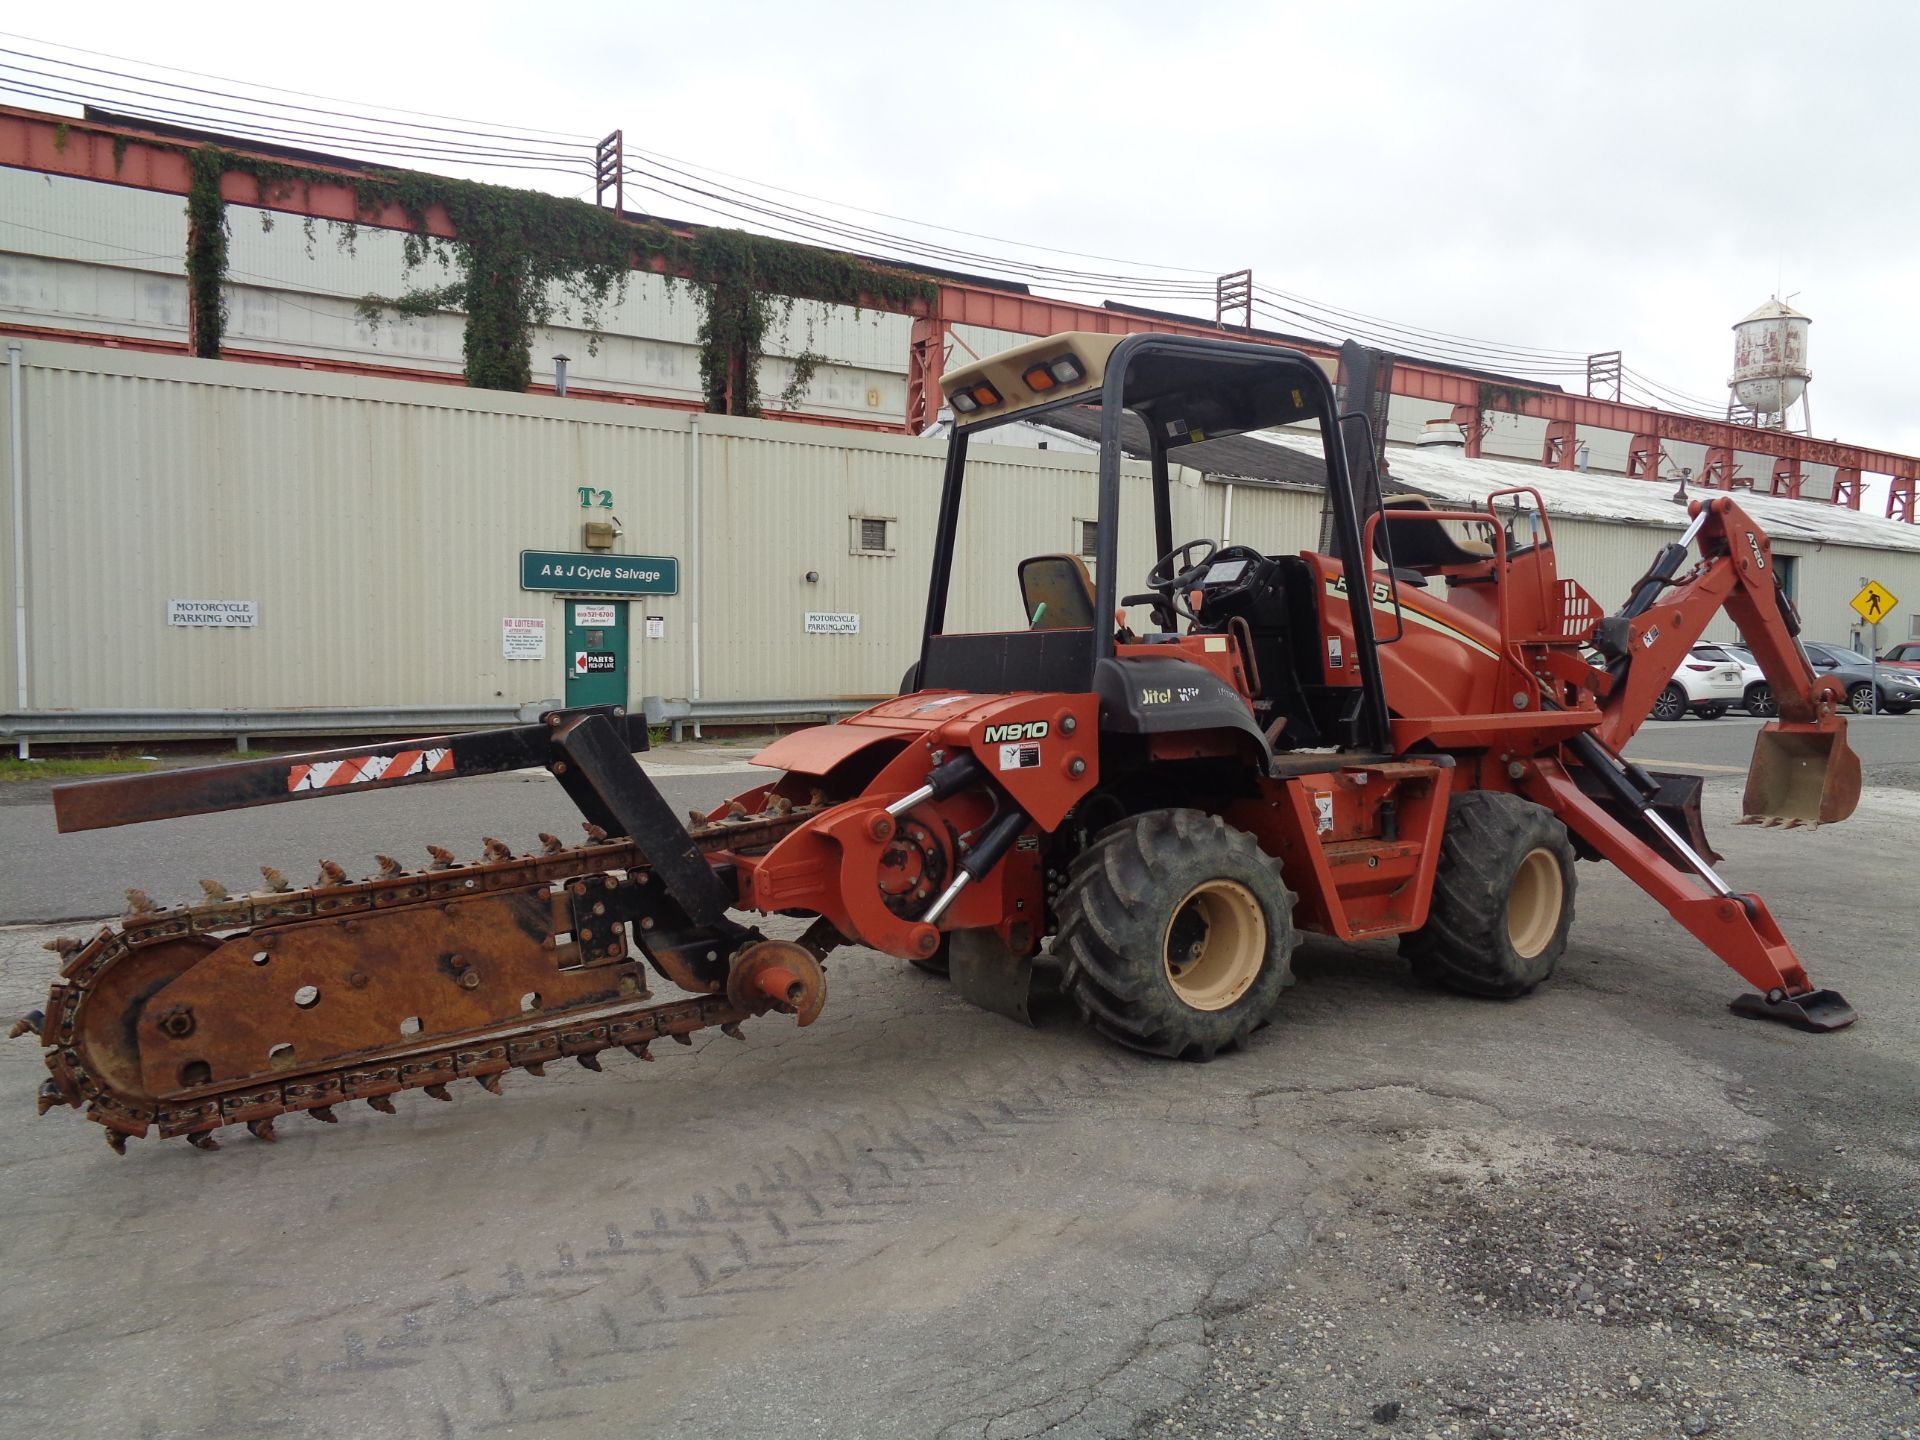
[7,104,1916,491]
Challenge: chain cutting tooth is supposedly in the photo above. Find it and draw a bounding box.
[538,833,566,855]
[671,1032,693,1047]
[316,860,348,887]
[575,1053,602,1072]
[9,1010,43,1040]
[260,866,292,894]
[476,1074,504,1095]
[199,878,231,901]
[247,1118,278,1142]
[626,1043,654,1062]
[186,1131,221,1152]
[522,1061,546,1077]
[104,1130,128,1155]
[124,889,159,917]
[426,846,457,870]
[41,936,82,959]
[308,1106,340,1124]
[375,855,406,880]
[37,1079,64,1114]
[366,1095,396,1115]
[483,838,514,862]
[423,1083,452,1102]
[721,1022,746,1041]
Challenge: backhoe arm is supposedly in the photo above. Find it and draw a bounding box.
[1595,495,1840,750]
[1589,496,1859,827]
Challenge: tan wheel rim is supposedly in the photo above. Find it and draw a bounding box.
[1162,879,1266,1011]
[1507,848,1563,960]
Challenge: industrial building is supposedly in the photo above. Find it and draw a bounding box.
[3,336,1917,749]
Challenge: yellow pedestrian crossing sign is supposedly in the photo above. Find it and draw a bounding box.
[1851,579,1898,624]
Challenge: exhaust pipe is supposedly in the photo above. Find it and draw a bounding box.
[1742,718,1862,828]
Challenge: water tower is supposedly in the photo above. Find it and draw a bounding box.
[1727,298,1812,432]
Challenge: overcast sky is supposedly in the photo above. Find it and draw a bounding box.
[8,2,1919,462]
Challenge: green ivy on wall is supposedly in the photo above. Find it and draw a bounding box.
[178,145,936,409]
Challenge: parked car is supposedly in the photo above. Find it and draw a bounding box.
[1687,642,1762,718]
[1801,642,1920,714]
[1653,644,1746,720]
[1723,641,1920,716]
[1881,639,1920,673]
[1719,642,1781,716]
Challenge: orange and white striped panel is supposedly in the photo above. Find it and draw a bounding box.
[286,747,454,793]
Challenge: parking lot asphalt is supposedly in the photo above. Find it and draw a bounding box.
[0,723,1916,1439]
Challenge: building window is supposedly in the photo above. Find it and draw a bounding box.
[850,515,895,556]
[1076,519,1099,560]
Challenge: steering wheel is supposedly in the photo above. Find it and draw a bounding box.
[1145,538,1218,601]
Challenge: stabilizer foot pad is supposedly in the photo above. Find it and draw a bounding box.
[1729,988,1857,1032]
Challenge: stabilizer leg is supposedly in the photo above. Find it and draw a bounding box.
[1524,758,1855,1031]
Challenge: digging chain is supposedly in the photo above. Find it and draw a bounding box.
[24,804,820,1154]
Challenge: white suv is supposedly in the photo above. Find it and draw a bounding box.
[1652,644,1746,721]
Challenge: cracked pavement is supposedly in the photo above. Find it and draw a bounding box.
[0,732,1916,1438]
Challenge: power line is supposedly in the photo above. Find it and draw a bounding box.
[0,29,596,139]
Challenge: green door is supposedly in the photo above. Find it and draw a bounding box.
[564,600,629,709]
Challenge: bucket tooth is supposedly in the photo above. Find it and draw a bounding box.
[247,1118,278,1143]
[198,878,231,901]
[186,1131,221,1152]
[687,809,708,828]
[9,1010,44,1040]
[761,794,793,818]
[483,837,514,862]
[582,822,609,843]
[316,860,348,887]
[539,833,566,856]
[309,1106,340,1124]
[426,845,458,870]
[366,1095,397,1115]
[375,855,406,880]
[260,866,292,894]
[423,1083,453,1102]
[725,800,751,821]
[575,1053,603,1072]
[104,1130,128,1155]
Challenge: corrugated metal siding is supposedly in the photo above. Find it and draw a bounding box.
[5,339,1918,720]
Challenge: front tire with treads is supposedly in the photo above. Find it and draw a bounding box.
[1052,809,1296,1060]
[1403,791,1576,998]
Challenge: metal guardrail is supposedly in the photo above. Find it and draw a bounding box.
[0,703,559,749]
[639,696,872,742]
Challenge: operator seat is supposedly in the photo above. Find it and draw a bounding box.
[1374,495,1493,571]
[1017,553,1097,630]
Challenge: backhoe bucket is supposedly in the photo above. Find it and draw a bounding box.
[1742,718,1861,827]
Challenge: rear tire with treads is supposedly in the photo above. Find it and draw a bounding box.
[1403,791,1576,999]
[1052,809,1296,1060]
